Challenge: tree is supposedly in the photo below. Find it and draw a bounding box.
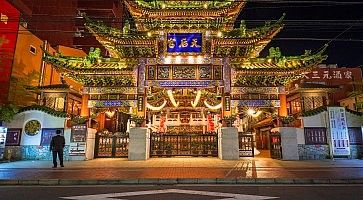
[0,104,18,125]
[8,70,39,107]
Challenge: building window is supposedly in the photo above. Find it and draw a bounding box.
[348,127,363,145]
[29,45,36,55]
[290,99,301,114]
[54,97,65,111]
[304,128,328,145]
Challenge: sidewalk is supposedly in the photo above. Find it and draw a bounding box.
[1,158,363,185]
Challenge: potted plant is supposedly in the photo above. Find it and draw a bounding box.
[70,115,88,126]
[280,115,295,126]
[222,115,237,127]
[130,115,145,127]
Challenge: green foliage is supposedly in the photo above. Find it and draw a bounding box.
[280,115,295,124]
[8,70,39,106]
[130,115,145,124]
[0,104,19,123]
[19,105,67,118]
[70,115,88,125]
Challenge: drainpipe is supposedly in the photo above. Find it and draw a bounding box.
[39,40,48,86]
[38,40,48,105]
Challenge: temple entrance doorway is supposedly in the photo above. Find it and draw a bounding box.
[92,108,131,158]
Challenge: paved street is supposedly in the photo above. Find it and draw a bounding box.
[0,185,363,200]
[1,158,363,180]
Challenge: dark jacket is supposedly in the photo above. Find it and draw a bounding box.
[50,135,65,152]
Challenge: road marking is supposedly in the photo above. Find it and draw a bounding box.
[61,189,278,200]
[60,189,278,200]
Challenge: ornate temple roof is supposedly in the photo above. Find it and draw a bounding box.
[84,14,284,60]
[231,45,328,87]
[232,45,328,72]
[42,49,137,87]
[123,0,246,31]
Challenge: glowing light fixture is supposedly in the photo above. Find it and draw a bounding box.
[105,111,115,118]
[167,90,179,107]
[147,32,152,37]
[203,3,208,9]
[217,31,223,37]
[191,90,201,108]
[161,3,166,9]
[247,109,256,116]
[247,109,262,118]
[146,100,167,111]
[204,100,222,110]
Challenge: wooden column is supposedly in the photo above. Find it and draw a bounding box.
[278,93,287,117]
[80,94,90,117]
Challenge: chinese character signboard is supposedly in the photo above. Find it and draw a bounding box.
[167,33,202,53]
[0,127,7,159]
[0,1,20,104]
[5,128,21,146]
[40,128,64,146]
[71,125,87,142]
[70,125,87,156]
[328,107,350,156]
[303,68,356,81]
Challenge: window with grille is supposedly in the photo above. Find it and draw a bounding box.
[304,128,328,145]
[348,127,363,145]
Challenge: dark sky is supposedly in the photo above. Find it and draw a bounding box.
[238,1,363,67]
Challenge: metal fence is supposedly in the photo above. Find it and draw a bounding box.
[150,132,218,157]
[238,133,254,157]
[94,132,129,158]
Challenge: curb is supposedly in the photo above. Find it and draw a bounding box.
[1,178,363,185]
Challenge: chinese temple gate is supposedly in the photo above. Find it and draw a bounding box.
[42,0,327,157]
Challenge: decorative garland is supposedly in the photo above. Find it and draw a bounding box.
[235,74,301,87]
[346,108,363,116]
[19,105,67,118]
[301,106,327,117]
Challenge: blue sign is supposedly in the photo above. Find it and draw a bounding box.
[167,33,202,53]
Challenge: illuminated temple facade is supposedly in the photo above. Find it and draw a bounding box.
[42,0,327,134]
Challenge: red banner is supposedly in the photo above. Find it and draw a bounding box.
[0,0,20,104]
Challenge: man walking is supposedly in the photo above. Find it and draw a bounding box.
[50,130,65,168]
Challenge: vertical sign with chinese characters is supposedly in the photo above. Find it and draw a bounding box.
[0,127,7,159]
[328,107,350,156]
[225,96,231,111]
[0,1,20,104]
[138,96,144,112]
[167,33,202,53]
[69,125,87,156]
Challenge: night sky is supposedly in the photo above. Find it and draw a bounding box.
[238,1,363,67]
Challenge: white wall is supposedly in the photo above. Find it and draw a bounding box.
[296,128,305,144]
[5,110,68,146]
[302,111,328,128]
[346,112,363,127]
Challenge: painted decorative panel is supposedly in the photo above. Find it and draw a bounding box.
[199,66,211,79]
[214,65,222,80]
[172,66,196,79]
[231,100,281,107]
[157,66,170,79]
[147,65,156,80]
